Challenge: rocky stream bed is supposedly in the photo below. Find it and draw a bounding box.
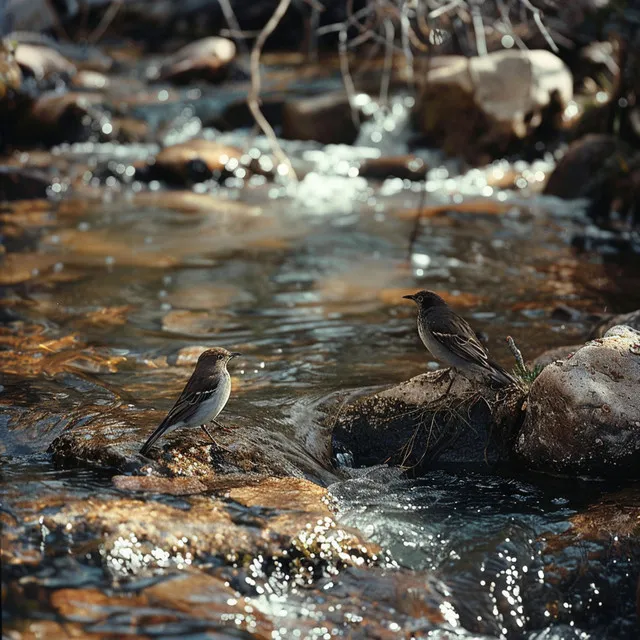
[3,1,640,638]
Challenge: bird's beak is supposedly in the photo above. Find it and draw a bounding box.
[229,352,242,359]
[402,294,416,301]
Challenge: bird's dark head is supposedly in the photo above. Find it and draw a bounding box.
[197,347,241,369]
[402,290,447,309]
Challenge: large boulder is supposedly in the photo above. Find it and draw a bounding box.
[517,325,640,476]
[415,50,572,164]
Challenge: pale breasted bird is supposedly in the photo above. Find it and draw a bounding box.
[140,347,241,456]
[403,290,516,387]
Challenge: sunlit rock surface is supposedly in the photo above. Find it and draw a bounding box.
[155,37,236,84]
[416,50,572,163]
[518,325,640,476]
[51,410,337,486]
[331,371,526,472]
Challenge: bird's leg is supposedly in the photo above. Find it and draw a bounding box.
[201,424,221,447]
[212,418,234,434]
[432,367,452,383]
[442,369,457,397]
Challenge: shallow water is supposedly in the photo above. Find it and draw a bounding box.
[3,56,640,638]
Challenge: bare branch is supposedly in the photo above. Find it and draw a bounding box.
[247,0,298,182]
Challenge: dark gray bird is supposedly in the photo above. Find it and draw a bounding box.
[140,347,241,456]
[403,290,516,387]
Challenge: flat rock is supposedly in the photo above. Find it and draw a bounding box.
[517,325,640,476]
[50,401,337,487]
[35,475,375,580]
[331,371,525,473]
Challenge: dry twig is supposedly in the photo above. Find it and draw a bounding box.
[248,0,298,182]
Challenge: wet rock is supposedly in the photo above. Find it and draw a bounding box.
[132,189,262,215]
[166,282,253,311]
[14,43,76,81]
[50,393,337,486]
[331,371,525,473]
[0,166,50,201]
[0,41,23,103]
[161,309,219,336]
[155,37,236,84]
[358,155,428,181]
[37,476,373,578]
[282,92,358,145]
[112,475,208,495]
[70,69,110,90]
[540,487,640,635]
[152,139,243,184]
[517,325,640,476]
[141,573,272,634]
[543,134,624,218]
[14,91,105,146]
[42,228,181,269]
[109,116,150,143]
[569,488,640,540]
[415,50,572,164]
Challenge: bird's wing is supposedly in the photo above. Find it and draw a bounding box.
[140,375,220,455]
[430,311,492,368]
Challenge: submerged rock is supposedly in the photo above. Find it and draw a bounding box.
[152,139,243,184]
[415,50,572,164]
[518,325,640,476]
[331,371,525,473]
[50,398,337,487]
[33,475,376,579]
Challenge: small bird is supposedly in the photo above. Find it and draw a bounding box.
[403,290,516,387]
[140,347,241,456]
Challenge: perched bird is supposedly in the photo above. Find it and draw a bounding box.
[403,290,516,387]
[140,347,241,456]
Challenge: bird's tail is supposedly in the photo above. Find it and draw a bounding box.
[140,423,167,456]
[487,360,518,387]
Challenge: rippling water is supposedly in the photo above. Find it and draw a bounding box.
[3,62,640,638]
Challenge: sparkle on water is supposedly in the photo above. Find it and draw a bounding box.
[2,65,639,640]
